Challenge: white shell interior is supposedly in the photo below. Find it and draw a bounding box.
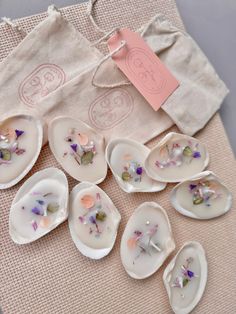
[69,182,121,259]
[48,116,107,184]
[9,168,69,244]
[144,132,209,183]
[171,171,232,219]
[105,138,166,193]
[120,202,175,279]
[0,114,43,189]
[163,241,207,314]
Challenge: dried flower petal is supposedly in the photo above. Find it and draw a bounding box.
[193,196,204,205]
[89,215,96,224]
[127,237,137,249]
[31,206,44,216]
[15,148,26,155]
[183,146,193,157]
[0,148,11,161]
[193,151,201,158]
[39,216,51,228]
[78,133,89,146]
[136,167,143,175]
[70,144,78,152]
[37,200,45,205]
[183,278,189,287]
[32,220,38,231]
[80,194,95,209]
[187,270,194,278]
[96,211,107,222]
[15,129,24,138]
[122,171,130,181]
[81,151,94,165]
[47,202,59,213]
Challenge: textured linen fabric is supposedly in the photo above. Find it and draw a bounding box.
[0,1,235,314]
[0,6,101,118]
[36,12,228,142]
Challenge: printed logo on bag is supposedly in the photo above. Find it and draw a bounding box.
[19,64,66,107]
[89,88,133,129]
[126,47,166,93]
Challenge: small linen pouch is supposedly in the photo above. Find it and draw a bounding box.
[141,15,229,135]
[0,6,102,118]
[38,13,229,143]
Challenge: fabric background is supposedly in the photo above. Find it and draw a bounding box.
[0,1,235,313]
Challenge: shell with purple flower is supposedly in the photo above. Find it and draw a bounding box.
[170,171,232,219]
[144,132,209,183]
[163,241,207,314]
[105,138,166,193]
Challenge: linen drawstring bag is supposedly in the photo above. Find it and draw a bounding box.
[0,5,102,118]
[37,6,229,143]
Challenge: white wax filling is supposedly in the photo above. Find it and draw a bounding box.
[147,139,207,181]
[121,205,173,278]
[71,186,117,250]
[49,118,106,182]
[110,143,154,189]
[10,179,66,240]
[0,117,39,184]
[175,179,229,219]
[169,246,201,310]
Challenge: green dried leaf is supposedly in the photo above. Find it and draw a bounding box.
[0,148,11,161]
[193,196,204,205]
[81,151,94,165]
[183,146,193,157]
[47,202,59,213]
[96,211,107,222]
[122,171,130,181]
[183,278,189,287]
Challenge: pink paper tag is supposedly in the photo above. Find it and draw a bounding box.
[107,28,179,111]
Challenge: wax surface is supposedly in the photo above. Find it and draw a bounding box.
[146,137,207,181]
[121,203,174,278]
[110,143,152,189]
[49,117,107,183]
[10,178,67,241]
[169,246,201,310]
[175,179,229,219]
[0,116,39,185]
[71,186,118,250]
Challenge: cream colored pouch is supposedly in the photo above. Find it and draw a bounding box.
[141,15,229,135]
[0,5,102,117]
[38,9,229,142]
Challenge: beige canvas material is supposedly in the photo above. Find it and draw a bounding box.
[0,6,102,117]
[38,61,174,144]
[140,15,229,135]
[37,13,228,143]
[1,1,236,314]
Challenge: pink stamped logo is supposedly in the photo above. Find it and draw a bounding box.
[89,88,133,130]
[126,47,166,94]
[19,64,66,107]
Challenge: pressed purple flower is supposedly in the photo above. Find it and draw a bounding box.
[79,216,85,223]
[89,215,96,224]
[36,200,45,205]
[32,220,38,231]
[15,129,24,138]
[136,167,143,175]
[70,144,78,152]
[193,151,201,158]
[187,270,194,278]
[0,151,3,159]
[31,207,44,216]
[189,184,197,190]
